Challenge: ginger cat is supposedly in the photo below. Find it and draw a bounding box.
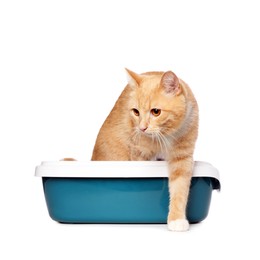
[91,69,199,231]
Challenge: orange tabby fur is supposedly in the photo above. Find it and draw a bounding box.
[91,69,198,231]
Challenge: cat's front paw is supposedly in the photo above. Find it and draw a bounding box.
[168,219,189,232]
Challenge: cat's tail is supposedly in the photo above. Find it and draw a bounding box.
[60,158,77,161]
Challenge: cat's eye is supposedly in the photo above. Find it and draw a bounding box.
[132,108,140,116]
[151,108,161,117]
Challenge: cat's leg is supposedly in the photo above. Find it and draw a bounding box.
[167,158,193,231]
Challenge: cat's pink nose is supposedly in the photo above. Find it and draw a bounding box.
[140,126,148,132]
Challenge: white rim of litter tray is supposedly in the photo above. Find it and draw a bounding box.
[35,160,220,181]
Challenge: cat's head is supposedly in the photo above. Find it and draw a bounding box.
[126,69,187,138]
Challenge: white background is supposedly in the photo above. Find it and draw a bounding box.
[1,0,260,259]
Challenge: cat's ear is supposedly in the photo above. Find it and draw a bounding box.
[161,71,182,95]
[125,68,142,87]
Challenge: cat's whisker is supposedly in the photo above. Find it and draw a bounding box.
[162,128,180,144]
[151,129,162,149]
[156,132,163,151]
[164,130,196,158]
[159,132,170,153]
[151,132,154,144]
[161,131,171,146]
[129,128,140,144]
[155,132,163,152]
[155,131,169,154]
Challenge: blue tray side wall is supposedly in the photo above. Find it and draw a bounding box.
[42,177,213,224]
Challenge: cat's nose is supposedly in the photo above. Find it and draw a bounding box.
[140,126,148,132]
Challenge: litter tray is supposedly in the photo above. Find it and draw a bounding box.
[35,161,220,224]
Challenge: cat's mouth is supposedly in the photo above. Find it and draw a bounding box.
[139,127,160,136]
[139,129,153,136]
[136,127,164,140]
[140,130,161,140]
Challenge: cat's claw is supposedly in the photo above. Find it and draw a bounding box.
[168,219,189,232]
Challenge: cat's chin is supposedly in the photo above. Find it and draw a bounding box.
[168,219,189,232]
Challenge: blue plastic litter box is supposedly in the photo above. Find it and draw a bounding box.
[35,161,220,224]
